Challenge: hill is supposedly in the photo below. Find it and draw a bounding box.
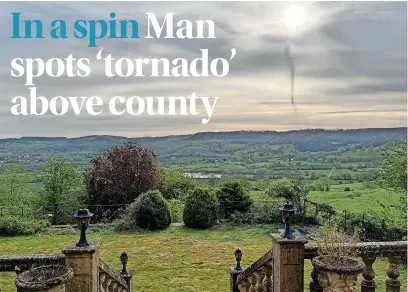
[0,128,406,179]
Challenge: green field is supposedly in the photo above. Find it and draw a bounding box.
[0,226,405,292]
[309,183,403,227]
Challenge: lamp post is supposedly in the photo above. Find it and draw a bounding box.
[120,251,129,276]
[279,203,297,239]
[234,248,243,271]
[73,209,93,247]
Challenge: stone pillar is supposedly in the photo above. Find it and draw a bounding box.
[271,234,307,292]
[229,266,245,292]
[62,241,101,292]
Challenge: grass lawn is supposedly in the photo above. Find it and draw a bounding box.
[0,225,406,292]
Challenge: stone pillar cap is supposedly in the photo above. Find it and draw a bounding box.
[62,240,102,255]
[271,233,308,244]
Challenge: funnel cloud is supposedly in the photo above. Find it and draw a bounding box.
[284,42,295,105]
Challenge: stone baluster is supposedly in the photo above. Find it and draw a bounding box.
[114,282,122,292]
[102,275,112,292]
[108,281,118,292]
[309,259,322,292]
[238,279,250,292]
[248,274,257,292]
[255,269,265,292]
[385,256,401,292]
[262,262,272,292]
[361,256,376,292]
[100,273,107,292]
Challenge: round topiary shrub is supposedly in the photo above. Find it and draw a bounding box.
[183,187,219,229]
[115,190,171,231]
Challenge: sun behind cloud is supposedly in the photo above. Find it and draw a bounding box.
[284,5,306,29]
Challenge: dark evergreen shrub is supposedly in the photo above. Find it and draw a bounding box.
[115,190,171,231]
[216,180,252,218]
[183,187,219,229]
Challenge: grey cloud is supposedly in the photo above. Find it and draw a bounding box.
[323,109,404,114]
[323,79,407,96]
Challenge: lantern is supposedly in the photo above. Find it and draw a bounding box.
[279,203,297,239]
[73,209,93,247]
[234,248,243,271]
[120,251,129,276]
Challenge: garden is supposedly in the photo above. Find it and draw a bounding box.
[0,225,406,292]
[0,140,406,291]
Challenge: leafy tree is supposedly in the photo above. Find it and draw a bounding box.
[39,158,85,225]
[315,177,332,192]
[265,178,309,218]
[0,164,30,206]
[310,173,320,180]
[167,199,184,223]
[265,178,296,202]
[341,173,352,181]
[183,187,219,229]
[292,178,309,218]
[378,140,407,229]
[161,169,197,200]
[216,180,252,218]
[85,142,164,216]
[379,140,407,193]
[236,179,252,192]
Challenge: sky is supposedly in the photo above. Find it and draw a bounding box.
[0,1,406,138]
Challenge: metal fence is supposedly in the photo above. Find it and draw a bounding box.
[304,199,404,241]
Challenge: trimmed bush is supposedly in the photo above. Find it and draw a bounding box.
[115,190,171,231]
[216,180,252,219]
[0,216,49,236]
[183,187,219,229]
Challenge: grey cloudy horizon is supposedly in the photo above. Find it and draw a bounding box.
[0,1,406,138]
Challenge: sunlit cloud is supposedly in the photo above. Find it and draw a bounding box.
[0,1,406,137]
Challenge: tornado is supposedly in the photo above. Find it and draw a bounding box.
[283,42,296,105]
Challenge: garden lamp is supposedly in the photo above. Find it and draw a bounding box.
[234,248,243,271]
[280,203,297,239]
[120,251,129,276]
[73,209,93,247]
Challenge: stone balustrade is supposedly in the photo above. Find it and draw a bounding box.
[0,254,65,275]
[232,249,273,292]
[231,236,407,292]
[305,241,407,292]
[99,260,130,292]
[0,241,132,292]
